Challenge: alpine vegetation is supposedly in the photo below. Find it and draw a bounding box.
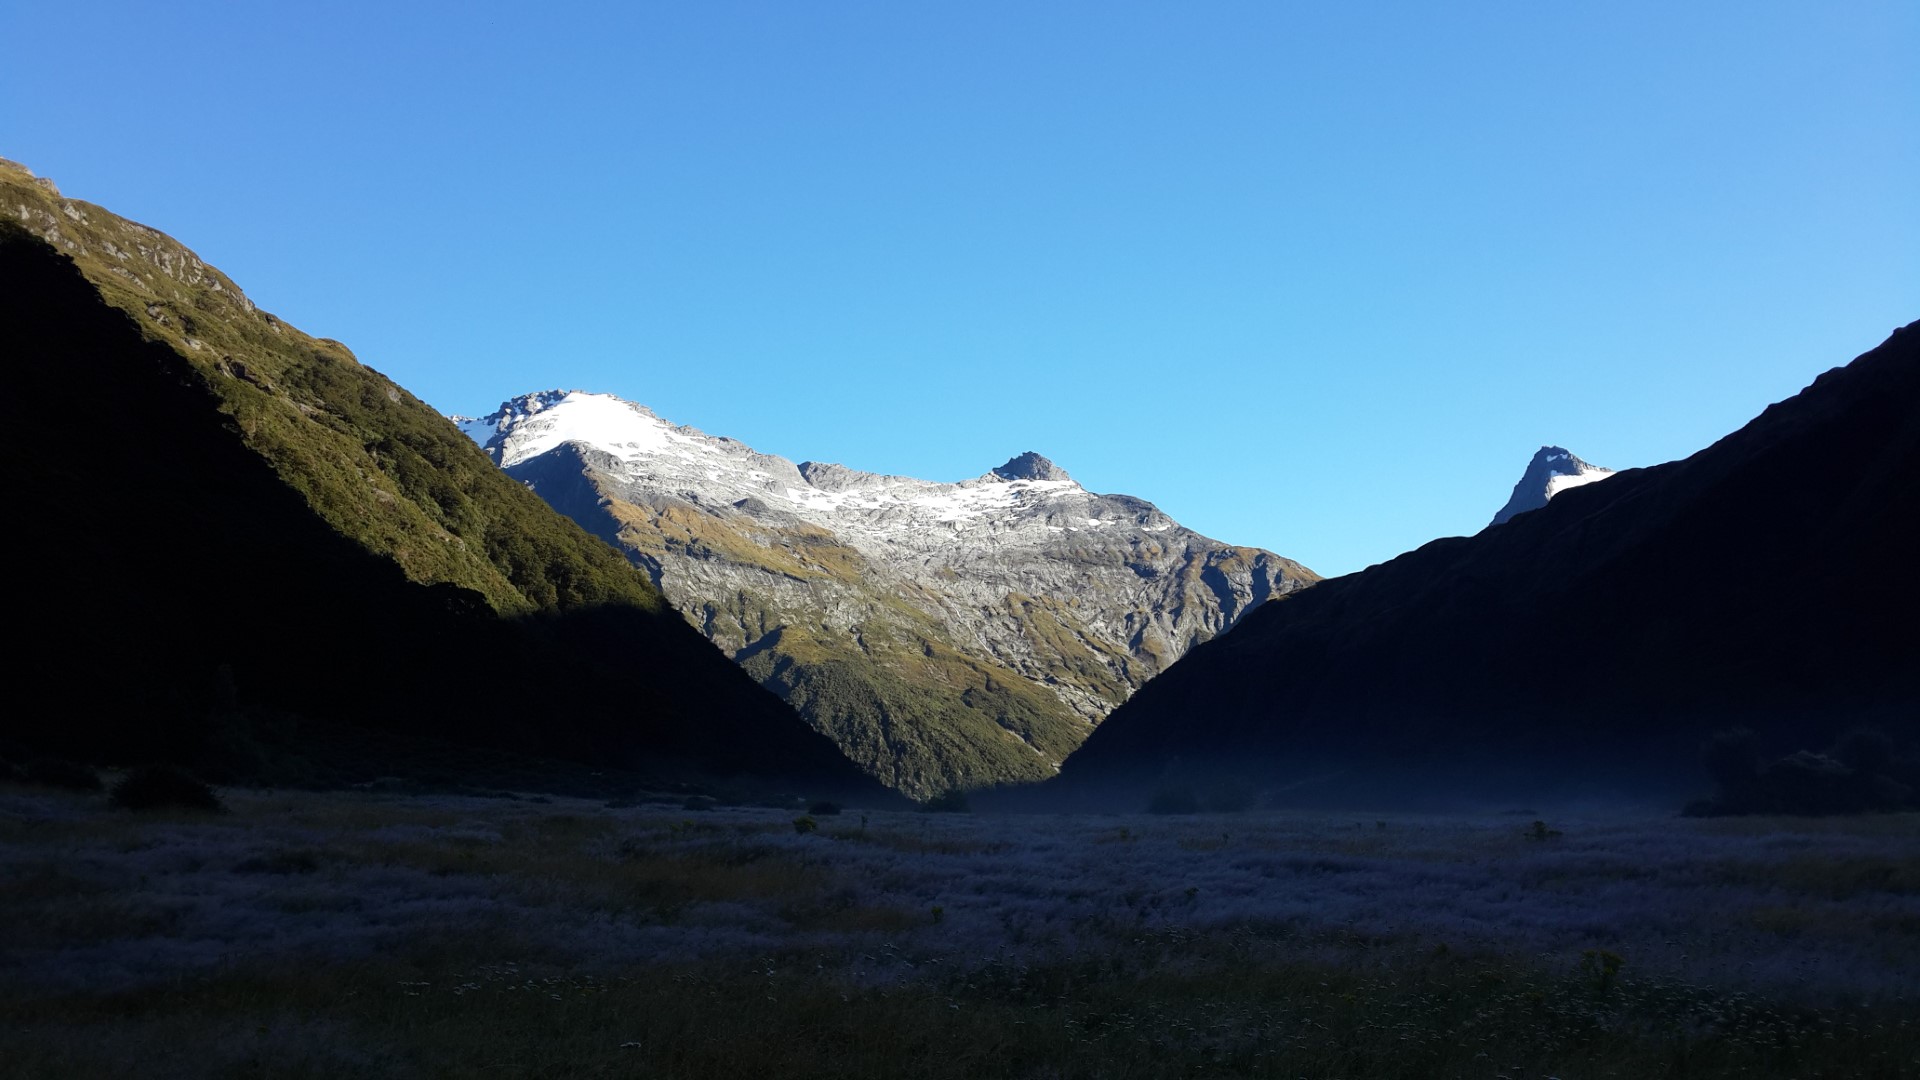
[4,783,1914,1078]
[0,158,879,799]
[455,390,1316,796]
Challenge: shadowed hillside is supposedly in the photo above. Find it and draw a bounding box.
[2,164,880,799]
[1056,323,1920,809]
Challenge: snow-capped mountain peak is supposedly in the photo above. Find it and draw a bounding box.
[456,391,1099,539]
[446,387,1318,796]
[456,390,691,469]
[1490,445,1615,526]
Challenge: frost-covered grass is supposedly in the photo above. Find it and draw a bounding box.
[2,784,1915,1078]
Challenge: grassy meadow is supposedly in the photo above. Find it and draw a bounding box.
[2,781,1915,1079]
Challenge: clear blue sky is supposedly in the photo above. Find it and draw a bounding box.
[6,1,1914,576]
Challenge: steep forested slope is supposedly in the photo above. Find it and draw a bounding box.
[2,160,878,797]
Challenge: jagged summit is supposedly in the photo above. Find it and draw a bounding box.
[1490,445,1614,526]
[993,451,1072,483]
[452,387,1319,795]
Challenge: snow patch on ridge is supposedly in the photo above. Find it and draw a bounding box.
[1544,466,1611,499]
[463,390,1106,550]
[1489,446,1617,527]
[474,391,694,468]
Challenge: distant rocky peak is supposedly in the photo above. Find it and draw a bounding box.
[502,388,574,416]
[453,390,679,469]
[993,451,1073,484]
[796,460,875,491]
[1490,445,1615,527]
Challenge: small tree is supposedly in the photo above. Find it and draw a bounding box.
[111,765,225,813]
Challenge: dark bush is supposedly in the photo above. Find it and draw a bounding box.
[110,764,225,812]
[683,794,718,812]
[1763,751,1862,815]
[22,757,103,791]
[1688,726,1919,816]
[808,801,842,816]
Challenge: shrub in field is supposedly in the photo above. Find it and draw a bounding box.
[22,757,103,790]
[110,764,225,812]
[1581,948,1624,992]
[792,815,818,834]
[1689,725,1919,815]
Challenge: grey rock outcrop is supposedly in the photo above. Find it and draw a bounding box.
[457,390,1318,795]
[1490,446,1614,526]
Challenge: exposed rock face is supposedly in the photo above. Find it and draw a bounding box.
[993,451,1074,482]
[1057,324,1920,810]
[457,391,1318,795]
[1490,446,1614,526]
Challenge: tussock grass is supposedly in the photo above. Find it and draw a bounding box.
[3,784,1915,1078]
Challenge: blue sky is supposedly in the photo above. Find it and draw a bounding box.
[6,1,1914,576]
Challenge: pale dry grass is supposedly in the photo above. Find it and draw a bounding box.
[2,783,1915,1078]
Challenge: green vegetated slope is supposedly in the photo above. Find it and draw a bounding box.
[504,431,1314,798]
[1,159,879,797]
[517,453,1092,797]
[606,494,1104,795]
[3,159,639,616]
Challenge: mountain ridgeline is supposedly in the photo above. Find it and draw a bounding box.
[456,392,1318,796]
[1057,324,1920,809]
[1490,446,1613,526]
[2,159,880,798]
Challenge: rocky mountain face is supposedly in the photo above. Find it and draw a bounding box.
[456,391,1319,796]
[1057,324,1920,810]
[1489,447,1614,526]
[2,158,881,800]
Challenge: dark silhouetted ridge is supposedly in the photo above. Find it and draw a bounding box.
[1056,323,1920,809]
[1,168,883,800]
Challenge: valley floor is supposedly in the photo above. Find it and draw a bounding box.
[2,783,1915,1078]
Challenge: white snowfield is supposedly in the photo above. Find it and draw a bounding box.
[1543,462,1613,499]
[456,390,1171,558]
